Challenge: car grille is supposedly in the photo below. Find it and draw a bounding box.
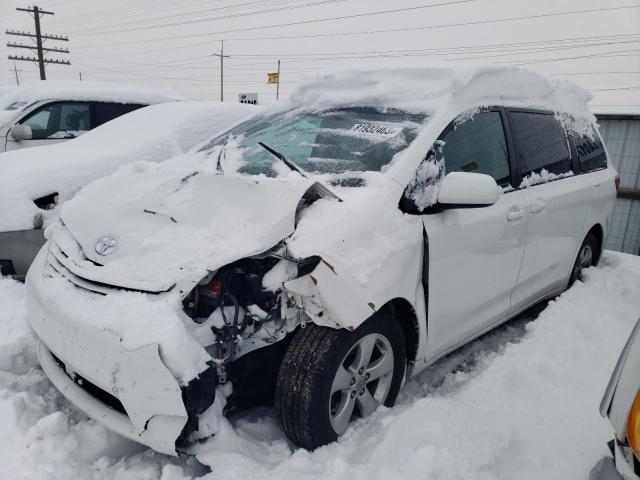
[45,238,113,295]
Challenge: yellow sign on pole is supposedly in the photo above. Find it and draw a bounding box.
[267,72,279,84]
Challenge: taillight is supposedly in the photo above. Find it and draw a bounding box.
[615,175,621,192]
[627,390,640,453]
[208,279,223,297]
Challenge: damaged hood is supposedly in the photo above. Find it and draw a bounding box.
[56,168,318,292]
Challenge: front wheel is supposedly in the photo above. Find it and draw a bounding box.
[568,232,598,287]
[275,314,406,449]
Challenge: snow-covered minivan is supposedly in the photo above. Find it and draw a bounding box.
[0,80,182,153]
[25,66,617,455]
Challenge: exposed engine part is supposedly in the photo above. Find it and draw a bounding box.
[182,247,320,363]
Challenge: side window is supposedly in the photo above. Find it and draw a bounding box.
[569,126,607,172]
[94,103,144,127]
[58,103,91,133]
[440,111,510,187]
[21,105,55,138]
[510,111,571,176]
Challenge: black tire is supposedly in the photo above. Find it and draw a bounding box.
[275,314,406,450]
[568,232,598,287]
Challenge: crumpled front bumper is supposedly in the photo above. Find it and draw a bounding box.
[26,248,217,456]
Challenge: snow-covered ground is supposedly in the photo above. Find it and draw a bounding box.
[1,251,639,480]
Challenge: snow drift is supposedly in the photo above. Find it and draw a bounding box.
[1,252,638,479]
[0,101,260,231]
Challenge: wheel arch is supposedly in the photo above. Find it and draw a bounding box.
[378,297,420,365]
[586,223,604,265]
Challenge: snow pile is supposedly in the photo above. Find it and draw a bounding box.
[1,252,638,479]
[0,101,259,232]
[290,65,595,128]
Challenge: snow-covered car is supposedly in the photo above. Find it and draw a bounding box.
[25,65,617,456]
[0,101,260,276]
[591,318,640,480]
[0,80,183,153]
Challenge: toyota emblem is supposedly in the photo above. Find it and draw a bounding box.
[95,235,119,256]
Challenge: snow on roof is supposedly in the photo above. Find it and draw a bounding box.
[0,101,260,232]
[288,64,595,121]
[0,80,185,110]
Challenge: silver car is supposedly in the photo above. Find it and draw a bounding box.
[592,318,640,480]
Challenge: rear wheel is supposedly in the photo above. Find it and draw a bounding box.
[275,314,406,449]
[569,232,598,287]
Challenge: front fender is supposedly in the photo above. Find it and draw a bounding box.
[284,258,376,330]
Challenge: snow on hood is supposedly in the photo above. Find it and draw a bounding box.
[289,64,594,123]
[56,166,314,291]
[0,102,260,232]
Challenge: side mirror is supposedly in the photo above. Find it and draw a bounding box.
[437,172,501,207]
[9,124,33,141]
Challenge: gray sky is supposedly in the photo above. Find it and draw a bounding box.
[1,0,639,111]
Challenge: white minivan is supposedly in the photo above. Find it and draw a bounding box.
[0,81,182,152]
[25,66,618,455]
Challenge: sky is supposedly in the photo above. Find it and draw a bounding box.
[1,0,639,111]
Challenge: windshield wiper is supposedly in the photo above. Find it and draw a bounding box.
[258,141,308,178]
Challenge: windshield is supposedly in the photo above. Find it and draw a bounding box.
[200,107,427,176]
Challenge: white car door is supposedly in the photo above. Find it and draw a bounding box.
[409,110,528,359]
[507,110,589,311]
[6,101,91,151]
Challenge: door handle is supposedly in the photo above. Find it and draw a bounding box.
[507,209,524,221]
[529,200,546,214]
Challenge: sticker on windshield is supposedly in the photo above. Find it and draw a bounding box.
[350,123,400,136]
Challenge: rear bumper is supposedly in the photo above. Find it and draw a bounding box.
[0,228,45,276]
[26,248,217,455]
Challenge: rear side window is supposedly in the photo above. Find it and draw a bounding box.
[510,111,571,176]
[570,127,607,172]
[441,111,510,187]
[94,103,145,127]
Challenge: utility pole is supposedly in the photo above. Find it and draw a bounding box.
[12,62,21,85]
[212,40,230,102]
[276,59,281,100]
[6,6,70,80]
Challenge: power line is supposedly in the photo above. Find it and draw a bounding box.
[551,71,640,76]
[76,31,640,62]
[82,3,638,49]
[504,49,640,66]
[70,0,346,35]
[93,35,640,70]
[72,0,481,47]
[591,85,640,92]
